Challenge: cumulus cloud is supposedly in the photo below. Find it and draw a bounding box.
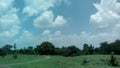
[0,14,20,38]
[23,0,55,16]
[53,16,67,27]
[4,0,120,49]
[90,0,120,29]
[89,0,120,47]
[14,30,39,48]
[0,0,14,13]
[54,31,61,36]
[23,0,68,28]
[33,11,67,28]
[42,29,51,36]
[0,0,21,42]
[23,0,70,16]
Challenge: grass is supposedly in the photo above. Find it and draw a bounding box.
[0,55,120,68]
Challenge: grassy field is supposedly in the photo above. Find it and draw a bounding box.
[0,55,120,68]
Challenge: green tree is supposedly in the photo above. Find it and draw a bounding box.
[2,44,12,54]
[37,41,55,55]
[110,52,118,66]
[55,47,61,55]
[82,43,89,55]
[26,46,34,54]
[88,44,94,55]
[13,44,17,59]
[63,45,81,57]
[0,48,7,58]
[99,42,110,54]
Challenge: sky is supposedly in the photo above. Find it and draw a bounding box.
[1,0,120,49]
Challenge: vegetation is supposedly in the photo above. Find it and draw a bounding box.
[110,52,119,66]
[35,41,55,55]
[1,39,120,67]
[62,45,81,57]
[0,55,120,68]
[1,39,120,57]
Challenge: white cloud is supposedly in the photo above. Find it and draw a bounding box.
[42,29,51,36]
[0,0,21,43]
[53,16,67,27]
[0,14,21,39]
[14,30,39,48]
[89,0,120,47]
[54,31,61,36]
[33,11,54,28]
[23,0,70,16]
[23,0,55,16]
[90,0,120,29]
[0,0,14,13]
[33,11,67,28]
[23,0,69,28]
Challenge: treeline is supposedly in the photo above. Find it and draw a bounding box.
[1,39,120,57]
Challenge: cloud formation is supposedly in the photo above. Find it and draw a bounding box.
[0,0,14,13]
[33,11,67,28]
[90,0,120,29]
[0,0,21,42]
[23,0,70,16]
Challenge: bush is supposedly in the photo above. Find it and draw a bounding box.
[0,49,7,58]
[81,58,90,65]
[13,53,17,59]
[63,45,81,57]
[109,52,118,66]
[37,41,55,55]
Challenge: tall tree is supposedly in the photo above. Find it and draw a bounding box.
[13,43,17,59]
[82,43,89,55]
[0,48,7,58]
[99,42,110,54]
[36,41,55,55]
[63,45,81,57]
[88,44,94,55]
[2,44,12,54]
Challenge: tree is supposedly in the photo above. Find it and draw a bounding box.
[63,45,81,57]
[110,52,118,66]
[110,40,120,54]
[2,44,12,54]
[26,46,34,54]
[0,48,7,58]
[82,43,89,55]
[99,42,110,54]
[13,44,17,59]
[55,47,61,55]
[37,41,55,55]
[88,44,94,55]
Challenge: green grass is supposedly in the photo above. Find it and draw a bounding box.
[0,55,120,68]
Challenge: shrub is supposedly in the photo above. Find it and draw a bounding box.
[62,45,81,57]
[13,53,17,59]
[109,52,118,66]
[0,49,7,58]
[81,58,90,65]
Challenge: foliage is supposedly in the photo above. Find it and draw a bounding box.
[13,44,18,59]
[82,44,94,55]
[36,41,55,55]
[13,53,17,59]
[0,55,120,68]
[0,48,7,58]
[2,44,13,54]
[62,45,81,57]
[110,52,118,66]
[99,39,120,55]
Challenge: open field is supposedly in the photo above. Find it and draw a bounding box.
[0,55,120,68]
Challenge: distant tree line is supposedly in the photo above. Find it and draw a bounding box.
[1,39,120,57]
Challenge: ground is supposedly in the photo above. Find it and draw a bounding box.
[0,55,120,68]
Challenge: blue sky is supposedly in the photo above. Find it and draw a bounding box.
[1,0,120,49]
